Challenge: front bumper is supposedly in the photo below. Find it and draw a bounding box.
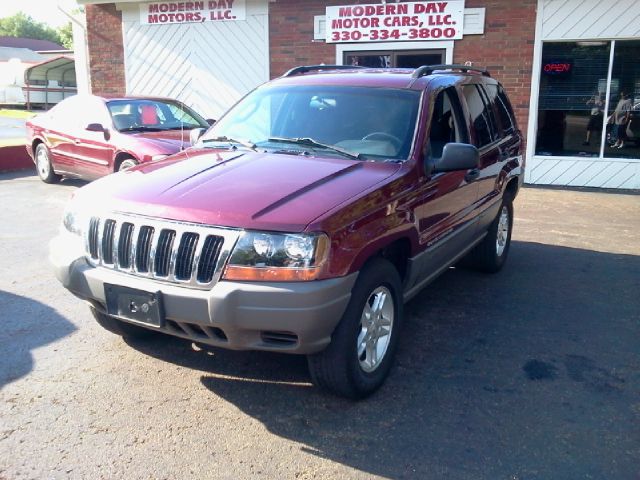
[50,233,357,354]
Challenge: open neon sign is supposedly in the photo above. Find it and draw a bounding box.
[543,62,572,75]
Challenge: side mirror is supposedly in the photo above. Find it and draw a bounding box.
[86,123,106,133]
[206,119,216,126]
[431,143,479,173]
[190,127,206,145]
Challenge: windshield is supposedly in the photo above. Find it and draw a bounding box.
[200,85,421,160]
[107,99,208,132]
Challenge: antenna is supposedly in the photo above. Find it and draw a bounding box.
[179,15,205,158]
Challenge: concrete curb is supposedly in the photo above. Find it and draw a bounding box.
[0,144,33,172]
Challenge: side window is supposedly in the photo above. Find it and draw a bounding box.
[427,87,467,159]
[53,96,109,129]
[484,84,516,136]
[462,84,495,147]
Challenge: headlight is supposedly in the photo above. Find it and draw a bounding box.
[62,203,91,237]
[223,231,330,281]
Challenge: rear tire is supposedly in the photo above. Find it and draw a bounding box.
[90,306,156,339]
[35,143,61,184]
[466,195,513,273]
[307,258,403,399]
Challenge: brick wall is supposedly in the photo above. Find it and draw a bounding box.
[269,0,537,136]
[86,4,126,96]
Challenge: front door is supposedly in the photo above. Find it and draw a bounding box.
[407,87,480,291]
[343,49,445,68]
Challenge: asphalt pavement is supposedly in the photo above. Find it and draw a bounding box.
[0,173,638,479]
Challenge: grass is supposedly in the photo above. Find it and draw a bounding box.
[0,109,36,119]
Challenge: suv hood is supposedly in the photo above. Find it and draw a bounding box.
[78,149,401,231]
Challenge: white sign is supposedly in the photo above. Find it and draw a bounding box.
[326,1,465,43]
[140,0,246,25]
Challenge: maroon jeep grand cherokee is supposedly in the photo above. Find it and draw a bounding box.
[51,65,524,399]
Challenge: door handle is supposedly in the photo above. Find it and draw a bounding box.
[465,168,480,182]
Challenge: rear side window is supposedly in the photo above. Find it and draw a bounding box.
[462,84,495,147]
[484,84,516,135]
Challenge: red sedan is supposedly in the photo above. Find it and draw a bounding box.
[26,95,212,183]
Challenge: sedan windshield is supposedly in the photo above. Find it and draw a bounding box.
[200,85,421,161]
[107,99,208,132]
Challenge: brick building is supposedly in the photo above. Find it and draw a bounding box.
[77,0,640,189]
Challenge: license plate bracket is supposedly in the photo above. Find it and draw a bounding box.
[105,284,164,327]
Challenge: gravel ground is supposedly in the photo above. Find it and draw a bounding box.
[1,172,639,480]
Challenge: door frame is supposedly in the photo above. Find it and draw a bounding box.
[342,49,447,67]
[335,41,454,66]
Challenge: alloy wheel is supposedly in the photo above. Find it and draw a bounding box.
[36,147,50,178]
[496,205,510,257]
[357,286,394,373]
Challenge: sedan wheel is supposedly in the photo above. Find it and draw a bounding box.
[35,144,60,184]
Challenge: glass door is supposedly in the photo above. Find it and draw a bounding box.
[343,49,445,69]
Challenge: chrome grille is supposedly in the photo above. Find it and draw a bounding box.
[135,226,154,272]
[197,235,224,283]
[117,222,134,268]
[85,214,240,289]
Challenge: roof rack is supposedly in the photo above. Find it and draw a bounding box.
[281,65,366,77]
[412,64,491,79]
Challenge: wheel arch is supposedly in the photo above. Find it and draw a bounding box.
[31,137,46,156]
[113,151,138,172]
[504,176,519,200]
[346,233,416,285]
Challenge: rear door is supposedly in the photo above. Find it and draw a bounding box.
[460,83,503,210]
[478,83,521,205]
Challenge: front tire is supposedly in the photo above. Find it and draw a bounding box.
[307,258,403,399]
[35,143,61,184]
[466,195,514,273]
[117,158,138,172]
[90,307,156,339]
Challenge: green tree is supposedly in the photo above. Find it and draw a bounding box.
[0,12,61,45]
[57,22,73,50]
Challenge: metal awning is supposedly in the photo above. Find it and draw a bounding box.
[24,56,77,109]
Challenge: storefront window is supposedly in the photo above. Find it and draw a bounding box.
[604,40,640,159]
[535,42,610,157]
[536,40,640,159]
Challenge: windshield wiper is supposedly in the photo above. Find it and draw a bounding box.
[201,136,256,151]
[167,125,201,130]
[122,126,163,132]
[266,137,362,160]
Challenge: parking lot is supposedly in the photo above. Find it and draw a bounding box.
[1,171,639,479]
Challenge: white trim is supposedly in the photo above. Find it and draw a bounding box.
[531,155,640,164]
[335,41,454,65]
[313,15,326,41]
[599,41,615,159]
[463,8,485,35]
[525,0,545,183]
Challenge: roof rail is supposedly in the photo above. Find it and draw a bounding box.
[412,64,491,79]
[281,65,366,77]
